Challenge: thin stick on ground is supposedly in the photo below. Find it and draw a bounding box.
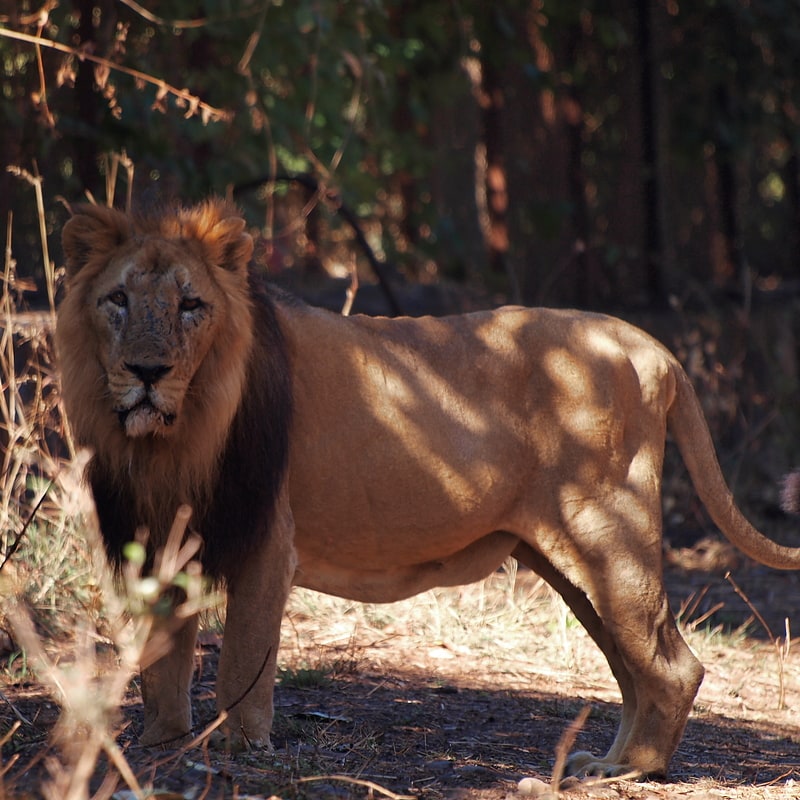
[294,774,415,800]
[550,704,591,794]
[725,571,791,710]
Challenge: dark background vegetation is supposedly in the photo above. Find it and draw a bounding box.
[2,0,800,487]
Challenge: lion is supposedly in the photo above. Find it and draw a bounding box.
[56,198,800,779]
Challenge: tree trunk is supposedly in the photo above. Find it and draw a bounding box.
[72,0,110,197]
[476,8,520,301]
[561,24,592,307]
[713,84,745,293]
[636,0,666,307]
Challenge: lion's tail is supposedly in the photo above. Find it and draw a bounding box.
[668,364,800,570]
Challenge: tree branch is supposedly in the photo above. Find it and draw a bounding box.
[0,27,231,123]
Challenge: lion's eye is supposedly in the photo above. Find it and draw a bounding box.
[108,290,128,308]
[179,296,204,313]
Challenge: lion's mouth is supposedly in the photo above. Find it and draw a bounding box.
[117,400,176,437]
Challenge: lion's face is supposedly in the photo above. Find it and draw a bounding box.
[89,238,223,438]
[57,200,255,452]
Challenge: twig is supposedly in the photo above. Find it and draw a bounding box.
[757,766,798,787]
[102,151,135,211]
[100,732,145,798]
[0,720,22,777]
[0,693,32,727]
[118,0,264,30]
[117,0,211,29]
[6,164,55,317]
[677,584,710,626]
[33,14,55,128]
[0,2,58,27]
[725,571,791,710]
[724,571,775,640]
[341,253,359,316]
[222,647,272,718]
[0,479,54,572]
[0,28,230,123]
[551,704,591,793]
[686,601,725,632]
[154,713,229,764]
[294,774,415,800]
[778,617,792,711]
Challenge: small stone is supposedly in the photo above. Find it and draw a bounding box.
[517,777,550,796]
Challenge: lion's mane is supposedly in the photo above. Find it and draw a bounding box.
[56,201,292,581]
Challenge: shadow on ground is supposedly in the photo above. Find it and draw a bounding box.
[3,641,799,799]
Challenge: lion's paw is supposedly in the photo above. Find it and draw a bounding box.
[564,751,639,779]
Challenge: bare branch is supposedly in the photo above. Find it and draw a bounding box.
[117,0,265,31]
[116,0,212,29]
[33,16,55,128]
[0,27,231,124]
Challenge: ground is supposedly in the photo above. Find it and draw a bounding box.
[2,556,800,800]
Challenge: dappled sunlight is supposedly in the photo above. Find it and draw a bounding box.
[280,296,782,775]
[288,303,687,612]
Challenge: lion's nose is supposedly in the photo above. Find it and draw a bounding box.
[124,362,173,387]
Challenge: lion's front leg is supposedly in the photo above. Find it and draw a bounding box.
[216,492,296,751]
[140,613,199,746]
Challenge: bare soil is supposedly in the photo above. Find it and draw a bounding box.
[2,553,800,800]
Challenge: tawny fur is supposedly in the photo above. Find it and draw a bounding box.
[56,198,800,779]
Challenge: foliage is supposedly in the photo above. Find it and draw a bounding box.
[2,0,800,307]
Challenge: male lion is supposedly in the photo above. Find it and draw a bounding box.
[56,198,800,779]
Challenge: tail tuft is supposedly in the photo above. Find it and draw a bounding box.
[780,470,800,515]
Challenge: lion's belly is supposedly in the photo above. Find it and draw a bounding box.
[292,530,519,602]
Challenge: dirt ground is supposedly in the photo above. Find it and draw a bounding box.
[2,552,800,800]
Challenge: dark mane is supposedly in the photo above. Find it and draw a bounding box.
[197,272,292,582]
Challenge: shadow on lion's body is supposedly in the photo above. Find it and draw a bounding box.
[56,198,800,780]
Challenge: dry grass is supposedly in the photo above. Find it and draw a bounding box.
[273,576,800,800]
[1,173,88,636]
[0,174,211,799]
[280,568,592,686]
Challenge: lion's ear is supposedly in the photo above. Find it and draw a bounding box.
[62,205,131,278]
[204,215,254,273]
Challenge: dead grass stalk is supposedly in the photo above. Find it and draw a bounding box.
[8,506,209,800]
[725,571,792,710]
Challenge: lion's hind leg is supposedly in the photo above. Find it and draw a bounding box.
[513,536,704,779]
[513,543,637,773]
